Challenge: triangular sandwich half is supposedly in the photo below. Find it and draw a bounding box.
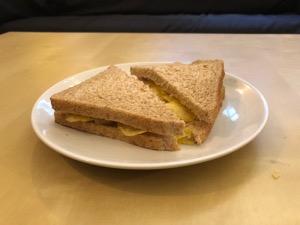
[130,60,225,145]
[50,66,185,151]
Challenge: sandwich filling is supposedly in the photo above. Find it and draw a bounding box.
[144,80,198,145]
[63,111,196,145]
[64,113,147,136]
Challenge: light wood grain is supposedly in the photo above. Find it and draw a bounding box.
[0,32,299,225]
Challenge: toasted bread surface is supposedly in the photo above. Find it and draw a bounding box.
[130,60,225,123]
[54,112,180,151]
[51,66,184,136]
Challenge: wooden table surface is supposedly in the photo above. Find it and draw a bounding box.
[0,32,299,225]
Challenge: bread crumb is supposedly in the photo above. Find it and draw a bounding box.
[272,171,281,179]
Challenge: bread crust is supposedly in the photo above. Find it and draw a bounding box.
[186,120,214,144]
[51,66,184,136]
[54,112,180,151]
[131,60,225,123]
[188,85,225,144]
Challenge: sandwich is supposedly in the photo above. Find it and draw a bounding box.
[130,59,225,145]
[50,60,225,151]
[50,65,185,151]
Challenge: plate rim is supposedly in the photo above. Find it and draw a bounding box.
[31,62,269,170]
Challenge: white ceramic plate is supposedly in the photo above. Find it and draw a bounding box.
[31,62,268,170]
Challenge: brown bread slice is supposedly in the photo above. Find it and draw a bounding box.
[51,65,184,136]
[187,86,225,144]
[54,112,180,151]
[131,60,225,145]
[130,60,225,123]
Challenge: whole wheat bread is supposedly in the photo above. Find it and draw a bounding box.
[51,65,184,136]
[186,86,225,144]
[130,60,225,123]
